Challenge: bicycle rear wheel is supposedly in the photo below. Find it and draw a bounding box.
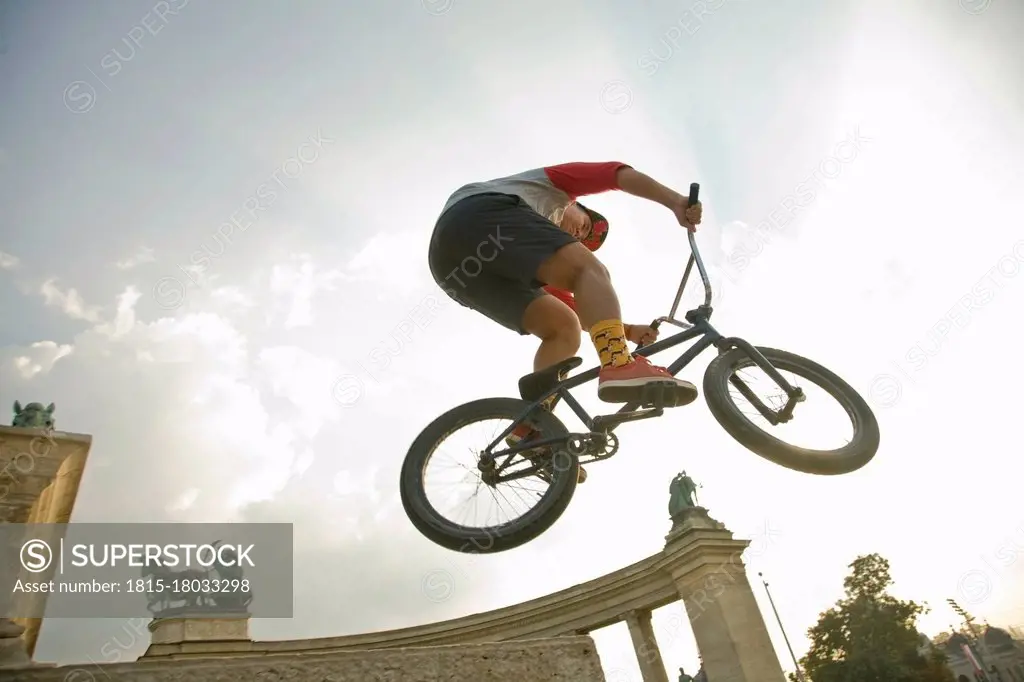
[400,397,579,554]
[703,346,879,474]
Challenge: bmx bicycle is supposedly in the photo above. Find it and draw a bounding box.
[400,183,879,554]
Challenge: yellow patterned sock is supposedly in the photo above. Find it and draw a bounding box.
[589,319,632,368]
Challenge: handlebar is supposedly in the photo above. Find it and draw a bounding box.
[639,182,712,346]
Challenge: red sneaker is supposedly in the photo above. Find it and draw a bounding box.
[597,355,698,404]
[505,424,587,484]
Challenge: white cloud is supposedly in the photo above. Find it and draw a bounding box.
[94,286,142,339]
[4,286,293,519]
[257,345,342,439]
[115,246,156,270]
[268,254,345,328]
[39,279,102,322]
[8,341,74,379]
[346,231,420,275]
[210,285,255,309]
[0,249,19,269]
[166,487,200,513]
[3,274,493,665]
[343,230,432,299]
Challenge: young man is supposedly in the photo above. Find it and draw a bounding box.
[428,161,702,482]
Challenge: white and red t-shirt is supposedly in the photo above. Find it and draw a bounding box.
[439,161,630,310]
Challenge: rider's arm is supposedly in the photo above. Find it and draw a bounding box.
[614,166,687,208]
[543,162,687,207]
[542,162,630,197]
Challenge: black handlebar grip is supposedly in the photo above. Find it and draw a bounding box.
[688,182,700,206]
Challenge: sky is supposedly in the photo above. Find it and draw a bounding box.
[1,0,1022,678]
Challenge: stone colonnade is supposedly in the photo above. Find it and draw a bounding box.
[140,507,788,682]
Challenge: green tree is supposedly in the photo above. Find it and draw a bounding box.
[798,553,956,682]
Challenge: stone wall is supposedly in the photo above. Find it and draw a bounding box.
[5,636,605,681]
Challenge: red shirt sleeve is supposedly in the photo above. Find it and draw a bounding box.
[543,285,576,311]
[542,162,630,199]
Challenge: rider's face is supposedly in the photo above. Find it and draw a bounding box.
[559,203,591,241]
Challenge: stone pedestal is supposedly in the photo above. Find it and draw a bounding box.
[144,614,254,658]
[148,616,251,645]
[662,507,786,682]
[0,426,92,667]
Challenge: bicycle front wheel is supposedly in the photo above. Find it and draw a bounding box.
[703,346,879,475]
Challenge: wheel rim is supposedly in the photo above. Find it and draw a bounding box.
[420,415,565,537]
[722,356,858,452]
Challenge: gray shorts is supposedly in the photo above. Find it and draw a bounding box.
[428,193,577,335]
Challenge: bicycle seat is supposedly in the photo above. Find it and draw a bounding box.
[518,357,583,402]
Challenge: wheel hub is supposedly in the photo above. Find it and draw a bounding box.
[477,454,497,485]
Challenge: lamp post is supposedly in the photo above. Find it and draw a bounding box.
[947,598,990,675]
[759,572,805,681]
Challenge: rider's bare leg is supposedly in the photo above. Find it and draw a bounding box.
[513,294,588,483]
[522,295,581,373]
[536,242,631,369]
[536,241,696,403]
[536,243,620,328]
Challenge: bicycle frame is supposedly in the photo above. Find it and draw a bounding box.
[483,228,805,464]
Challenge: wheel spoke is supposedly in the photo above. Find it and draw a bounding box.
[422,415,563,532]
[724,360,854,451]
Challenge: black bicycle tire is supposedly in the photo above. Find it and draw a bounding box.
[702,346,879,475]
[400,397,579,554]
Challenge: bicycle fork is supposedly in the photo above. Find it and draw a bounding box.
[716,337,806,425]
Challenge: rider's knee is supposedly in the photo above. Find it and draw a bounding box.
[563,253,610,292]
[546,306,581,347]
[553,313,582,350]
[539,243,610,291]
[527,297,581,348]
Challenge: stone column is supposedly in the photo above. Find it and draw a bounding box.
[0,425,93,668]
[19,447,88,658]
[661,507,786,682]
[624,609,670,682]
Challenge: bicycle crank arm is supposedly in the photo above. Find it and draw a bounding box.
[592,407,664,432]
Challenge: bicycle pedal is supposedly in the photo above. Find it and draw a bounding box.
[639,381,697,409]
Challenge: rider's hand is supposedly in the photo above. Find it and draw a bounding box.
[671,195,702,232]
[625,323,659,346]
